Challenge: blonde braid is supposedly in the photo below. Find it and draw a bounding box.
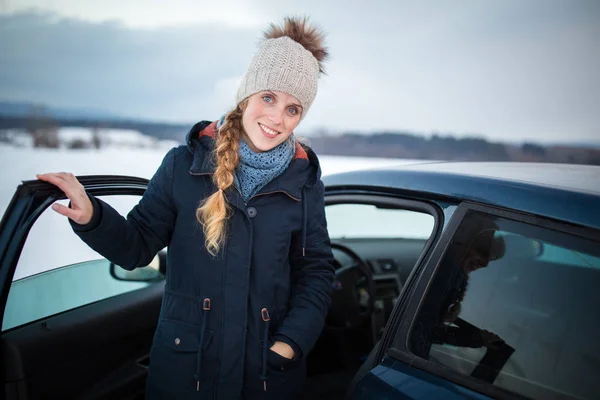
[196,100,247,255]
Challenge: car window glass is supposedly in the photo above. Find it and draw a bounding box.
[407,211,600,400]
[3,259,150,331]
[13,195,140,280]
[538,242,600,269]
[326,202,435,342]
[326,204,434,239]
[3,194,163,331]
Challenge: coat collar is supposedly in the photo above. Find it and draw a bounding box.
[186,120,318,200]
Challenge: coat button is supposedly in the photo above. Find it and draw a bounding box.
[247,207,257,218]
[174,338,181,346]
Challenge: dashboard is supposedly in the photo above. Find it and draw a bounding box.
[330,237,428,339]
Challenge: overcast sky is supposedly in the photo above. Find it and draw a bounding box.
[1,0,599,143]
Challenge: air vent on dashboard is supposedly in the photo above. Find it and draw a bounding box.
[373,258,397,273]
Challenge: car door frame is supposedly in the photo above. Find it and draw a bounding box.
[0,175,163,399]
[322,185,451,391]
[0,175,150,325]
[323,189,447,324]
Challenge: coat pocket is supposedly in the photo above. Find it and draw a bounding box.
[267,348,300,371]
[147,319,214,396]
[160,318,213,351]
[266,348,306,392]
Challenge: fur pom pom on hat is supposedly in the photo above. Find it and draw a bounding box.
[236,17,328,118]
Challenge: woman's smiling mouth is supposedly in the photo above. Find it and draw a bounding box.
[259,123,280,138]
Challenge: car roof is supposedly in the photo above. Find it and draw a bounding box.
[323,161,600,231]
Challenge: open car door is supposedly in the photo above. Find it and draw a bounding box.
[1,176,165,400]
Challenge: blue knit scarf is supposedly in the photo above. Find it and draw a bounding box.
[215,115,295,202]
[233,136,296,202]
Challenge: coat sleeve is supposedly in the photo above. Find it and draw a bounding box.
[275,180,335,358]
[69,148,178,270]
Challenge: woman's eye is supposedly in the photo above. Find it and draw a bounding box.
[288,107,298,115]
[262,95,273,103]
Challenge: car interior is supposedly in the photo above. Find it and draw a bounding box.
[303,236,430,399]
[1,188,437,400]
[302,196,437,399]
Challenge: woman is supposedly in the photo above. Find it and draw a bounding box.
[37,17,335,400]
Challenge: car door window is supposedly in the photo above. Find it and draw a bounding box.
[325,201,436,341]
[2,194,164,331]
[325,203,435,282]
[12,195,141,280]
[408,210,600,400]
[326,204,434,240]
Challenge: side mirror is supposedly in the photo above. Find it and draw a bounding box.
[110,250,166,282]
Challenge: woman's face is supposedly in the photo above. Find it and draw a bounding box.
[241,90,302,152]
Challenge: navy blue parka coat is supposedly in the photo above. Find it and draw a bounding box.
[71,120,335,399]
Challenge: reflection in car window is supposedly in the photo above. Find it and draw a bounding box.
[538,243,600,270]
[326,204,434,239]
[408,211,600,400]
[3,260,150,331]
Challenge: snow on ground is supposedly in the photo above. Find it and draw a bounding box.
[57,127,180,149]
[0,140,417,281]
[0,129,427,332]
[1,127,180,150]
[0,142,416,216]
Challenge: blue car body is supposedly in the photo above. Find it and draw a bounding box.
[324,162,600,400]
[1,161,599,400]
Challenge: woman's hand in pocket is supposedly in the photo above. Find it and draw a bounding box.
[270,341,294,360]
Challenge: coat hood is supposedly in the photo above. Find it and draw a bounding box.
[185,120,322,191]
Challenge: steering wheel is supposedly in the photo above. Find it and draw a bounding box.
[326,242,375,330]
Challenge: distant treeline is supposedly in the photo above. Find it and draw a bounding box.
[305,132,600,165]
[0,115,189,141]
[2,114,599,165]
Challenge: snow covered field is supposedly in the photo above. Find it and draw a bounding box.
[0,137,417,280]
[0,132,429,330]
[0,142,415,216]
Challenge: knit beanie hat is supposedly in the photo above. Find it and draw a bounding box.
[236,17,328,119]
